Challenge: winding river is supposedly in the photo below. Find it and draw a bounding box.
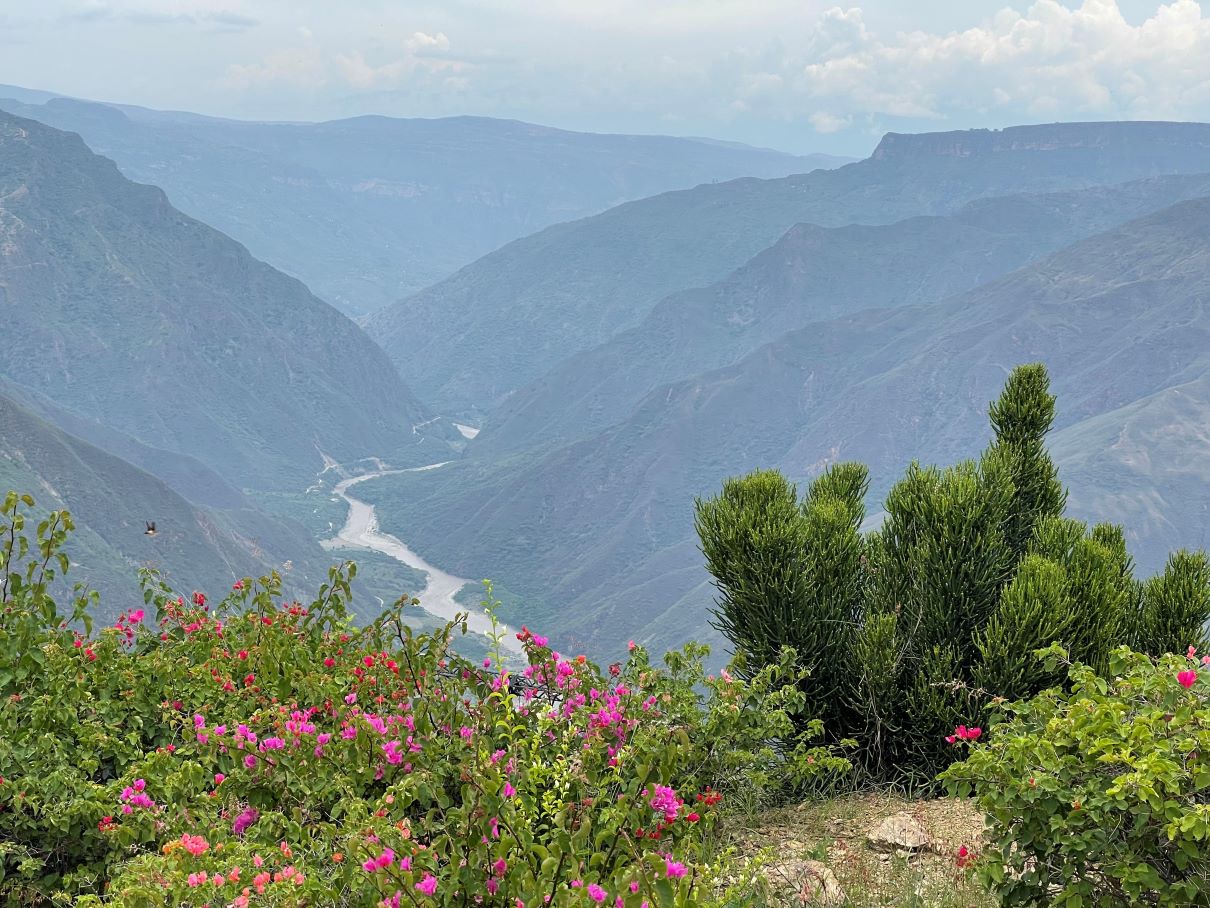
[320,463,521,654]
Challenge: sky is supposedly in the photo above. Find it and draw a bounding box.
[1,0,1209,155]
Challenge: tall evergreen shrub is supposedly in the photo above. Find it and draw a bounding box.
[696,364,1210,780]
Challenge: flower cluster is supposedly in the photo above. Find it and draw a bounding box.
[945,725,982,744]
[0,505,844,907]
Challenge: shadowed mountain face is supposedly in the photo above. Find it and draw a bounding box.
[0,110,442,491]
[0,90,848,317]
[357,195,1210,660]
[366,121,1210,417]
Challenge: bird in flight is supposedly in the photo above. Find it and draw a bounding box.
[144,521,157,537]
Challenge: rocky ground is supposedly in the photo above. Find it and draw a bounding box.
[721,794,994,907]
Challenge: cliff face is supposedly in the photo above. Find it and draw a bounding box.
[872,122,1210,159]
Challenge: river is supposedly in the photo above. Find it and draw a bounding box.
[320,463,521,655]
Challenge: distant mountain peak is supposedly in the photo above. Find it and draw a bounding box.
[872,121,1210,160]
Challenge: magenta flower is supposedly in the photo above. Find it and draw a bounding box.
[415,873,438,896]
[232,806,259,836]
[649,785,681,822]
[1179,670,1198,688]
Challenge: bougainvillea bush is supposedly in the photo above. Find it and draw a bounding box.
[0,492,846,906]
[942,645,1210,907]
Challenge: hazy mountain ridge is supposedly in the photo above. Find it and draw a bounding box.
[0,88,847,316]
[369,121,1210,416]
[871,121,1210,159]
[480,172,1210,454]
[0,109,442,491]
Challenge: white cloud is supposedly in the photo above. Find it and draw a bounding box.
[405,31,450,54]
[797,0,1210,122]
[809,110,852,132]
[227,24,468,95]
[66,0,258,29]
[224,47,327,90]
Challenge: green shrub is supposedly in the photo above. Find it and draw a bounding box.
[943,645,1210,907]
[696,365,1210,782]
[0,492,848,905]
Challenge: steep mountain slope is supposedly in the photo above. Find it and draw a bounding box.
[0,388,324,613]
[368,121,1210,415]
[0,110,442,491]
[358,197,1210,658]
[483,173,1210,453]
[0,91,847,316]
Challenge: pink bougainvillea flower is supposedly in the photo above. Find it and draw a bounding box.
[1179,670,1198,688]
[415,874,438,896]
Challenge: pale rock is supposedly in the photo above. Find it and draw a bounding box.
[866,812,931,852]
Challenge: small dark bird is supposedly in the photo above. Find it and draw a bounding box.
[144,521,157,537]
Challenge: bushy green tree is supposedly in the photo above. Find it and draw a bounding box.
[696,465,867,729]
[696,364,1210,781]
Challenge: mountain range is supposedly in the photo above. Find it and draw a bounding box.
[367,121,1210,417]
[0,87,846,317]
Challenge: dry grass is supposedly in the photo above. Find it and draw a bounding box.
[715,793,996,907]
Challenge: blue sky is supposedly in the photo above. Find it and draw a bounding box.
[1,0,1208,155]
